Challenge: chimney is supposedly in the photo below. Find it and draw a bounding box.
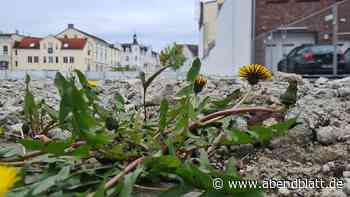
[68,24,74,29]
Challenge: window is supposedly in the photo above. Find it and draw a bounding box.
[135,56,138,61]
[15,61,18,67]
[28,56,33,63]
[88,50,91,56]
[126,56,129,61]
[49,56,54,64]
[63,57,68,63]
[48,43,53,54]
[56,56,59,63]
[3,46,8,55]
[43,56,47,63]
[69,57,74,63]
[15,50,18,56]
[34,56,39,63]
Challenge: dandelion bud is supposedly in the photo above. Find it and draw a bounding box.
[194,75,207,94]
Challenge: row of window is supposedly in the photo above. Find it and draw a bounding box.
[27,56,75,64]
[1,46,9,55]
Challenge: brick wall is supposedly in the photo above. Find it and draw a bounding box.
[254,0,350,64]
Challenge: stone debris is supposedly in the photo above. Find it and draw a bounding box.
[1,75,350,197]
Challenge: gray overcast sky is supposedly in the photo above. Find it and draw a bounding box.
[0,0,198,51]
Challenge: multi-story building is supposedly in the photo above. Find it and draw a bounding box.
[56,24,121,71]
[13,35,91,71]
[198,0,350,75]
[120,34,160,73]
[0,32,23,70]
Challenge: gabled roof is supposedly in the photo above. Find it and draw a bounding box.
[15,37,42,49]
[57,38,87,49]
[56,25,109,45]
[177,44,198,57]
[14,36,87,50]
[186,44,198,57]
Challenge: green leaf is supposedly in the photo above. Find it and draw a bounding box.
[45,141,71,155]
[32,166,70,195]
[119,167,143,197]
[269,117,298,135]
[187,58,201,82]
[248,126,274,144]
[212,89,242,108]
[222,129,254,145]
[19,139,45,150]
[73,144,91,157]
[225,158,239,177]
[176,84,193,97]
[159,99,169,133]
[159,183,193,197]
[144,156,182,174]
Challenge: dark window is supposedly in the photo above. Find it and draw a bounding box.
[34,56,39,63]
[56,56,59,63]
[63,57,68,63]
[15,50,18,55]
[43,56,47,63]
[49,56,54,63]
[69,57,74,63]
[3,46,8,55]
[28,56,33,63]
[15,61,18,67]
[48,43,53,54]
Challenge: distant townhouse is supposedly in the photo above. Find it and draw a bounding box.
[0,32,23,70]
[120,34,160,73]
[13,35,91,71]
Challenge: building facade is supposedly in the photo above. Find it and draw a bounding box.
[120,34,160,73]
[199,0,253,76]
[0,33,23,70]
[12,36,90,71]
[56,24,121,71]
[198,0,350,75]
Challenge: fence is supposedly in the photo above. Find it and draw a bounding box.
[0,70,189,81]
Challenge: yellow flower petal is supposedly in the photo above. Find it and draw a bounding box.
[0,166,19,196]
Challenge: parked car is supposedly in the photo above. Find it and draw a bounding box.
[277,44,350,75]
[344,48,350,69]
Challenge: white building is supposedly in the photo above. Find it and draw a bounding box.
[120,34,160,73]
[199,0,253,76]
[0,32,23,70]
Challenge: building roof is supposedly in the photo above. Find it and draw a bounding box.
[57,38,87,49]
[15,37,42,49]
[56,24,110,45]
[186,44,199,57]
[14,36,87,50]
[177,44,199,57]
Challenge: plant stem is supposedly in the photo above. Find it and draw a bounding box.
[143,88,147,121]
[0,151,44,162]
[189,107,276,131]
[104,156,146,189]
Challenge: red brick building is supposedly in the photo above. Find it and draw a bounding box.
[254,0,350,69]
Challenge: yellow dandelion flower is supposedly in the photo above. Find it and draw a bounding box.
[0,166,19,196]
[87,80,98,88]
[239,64,272,85]
[194,74,207,94]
